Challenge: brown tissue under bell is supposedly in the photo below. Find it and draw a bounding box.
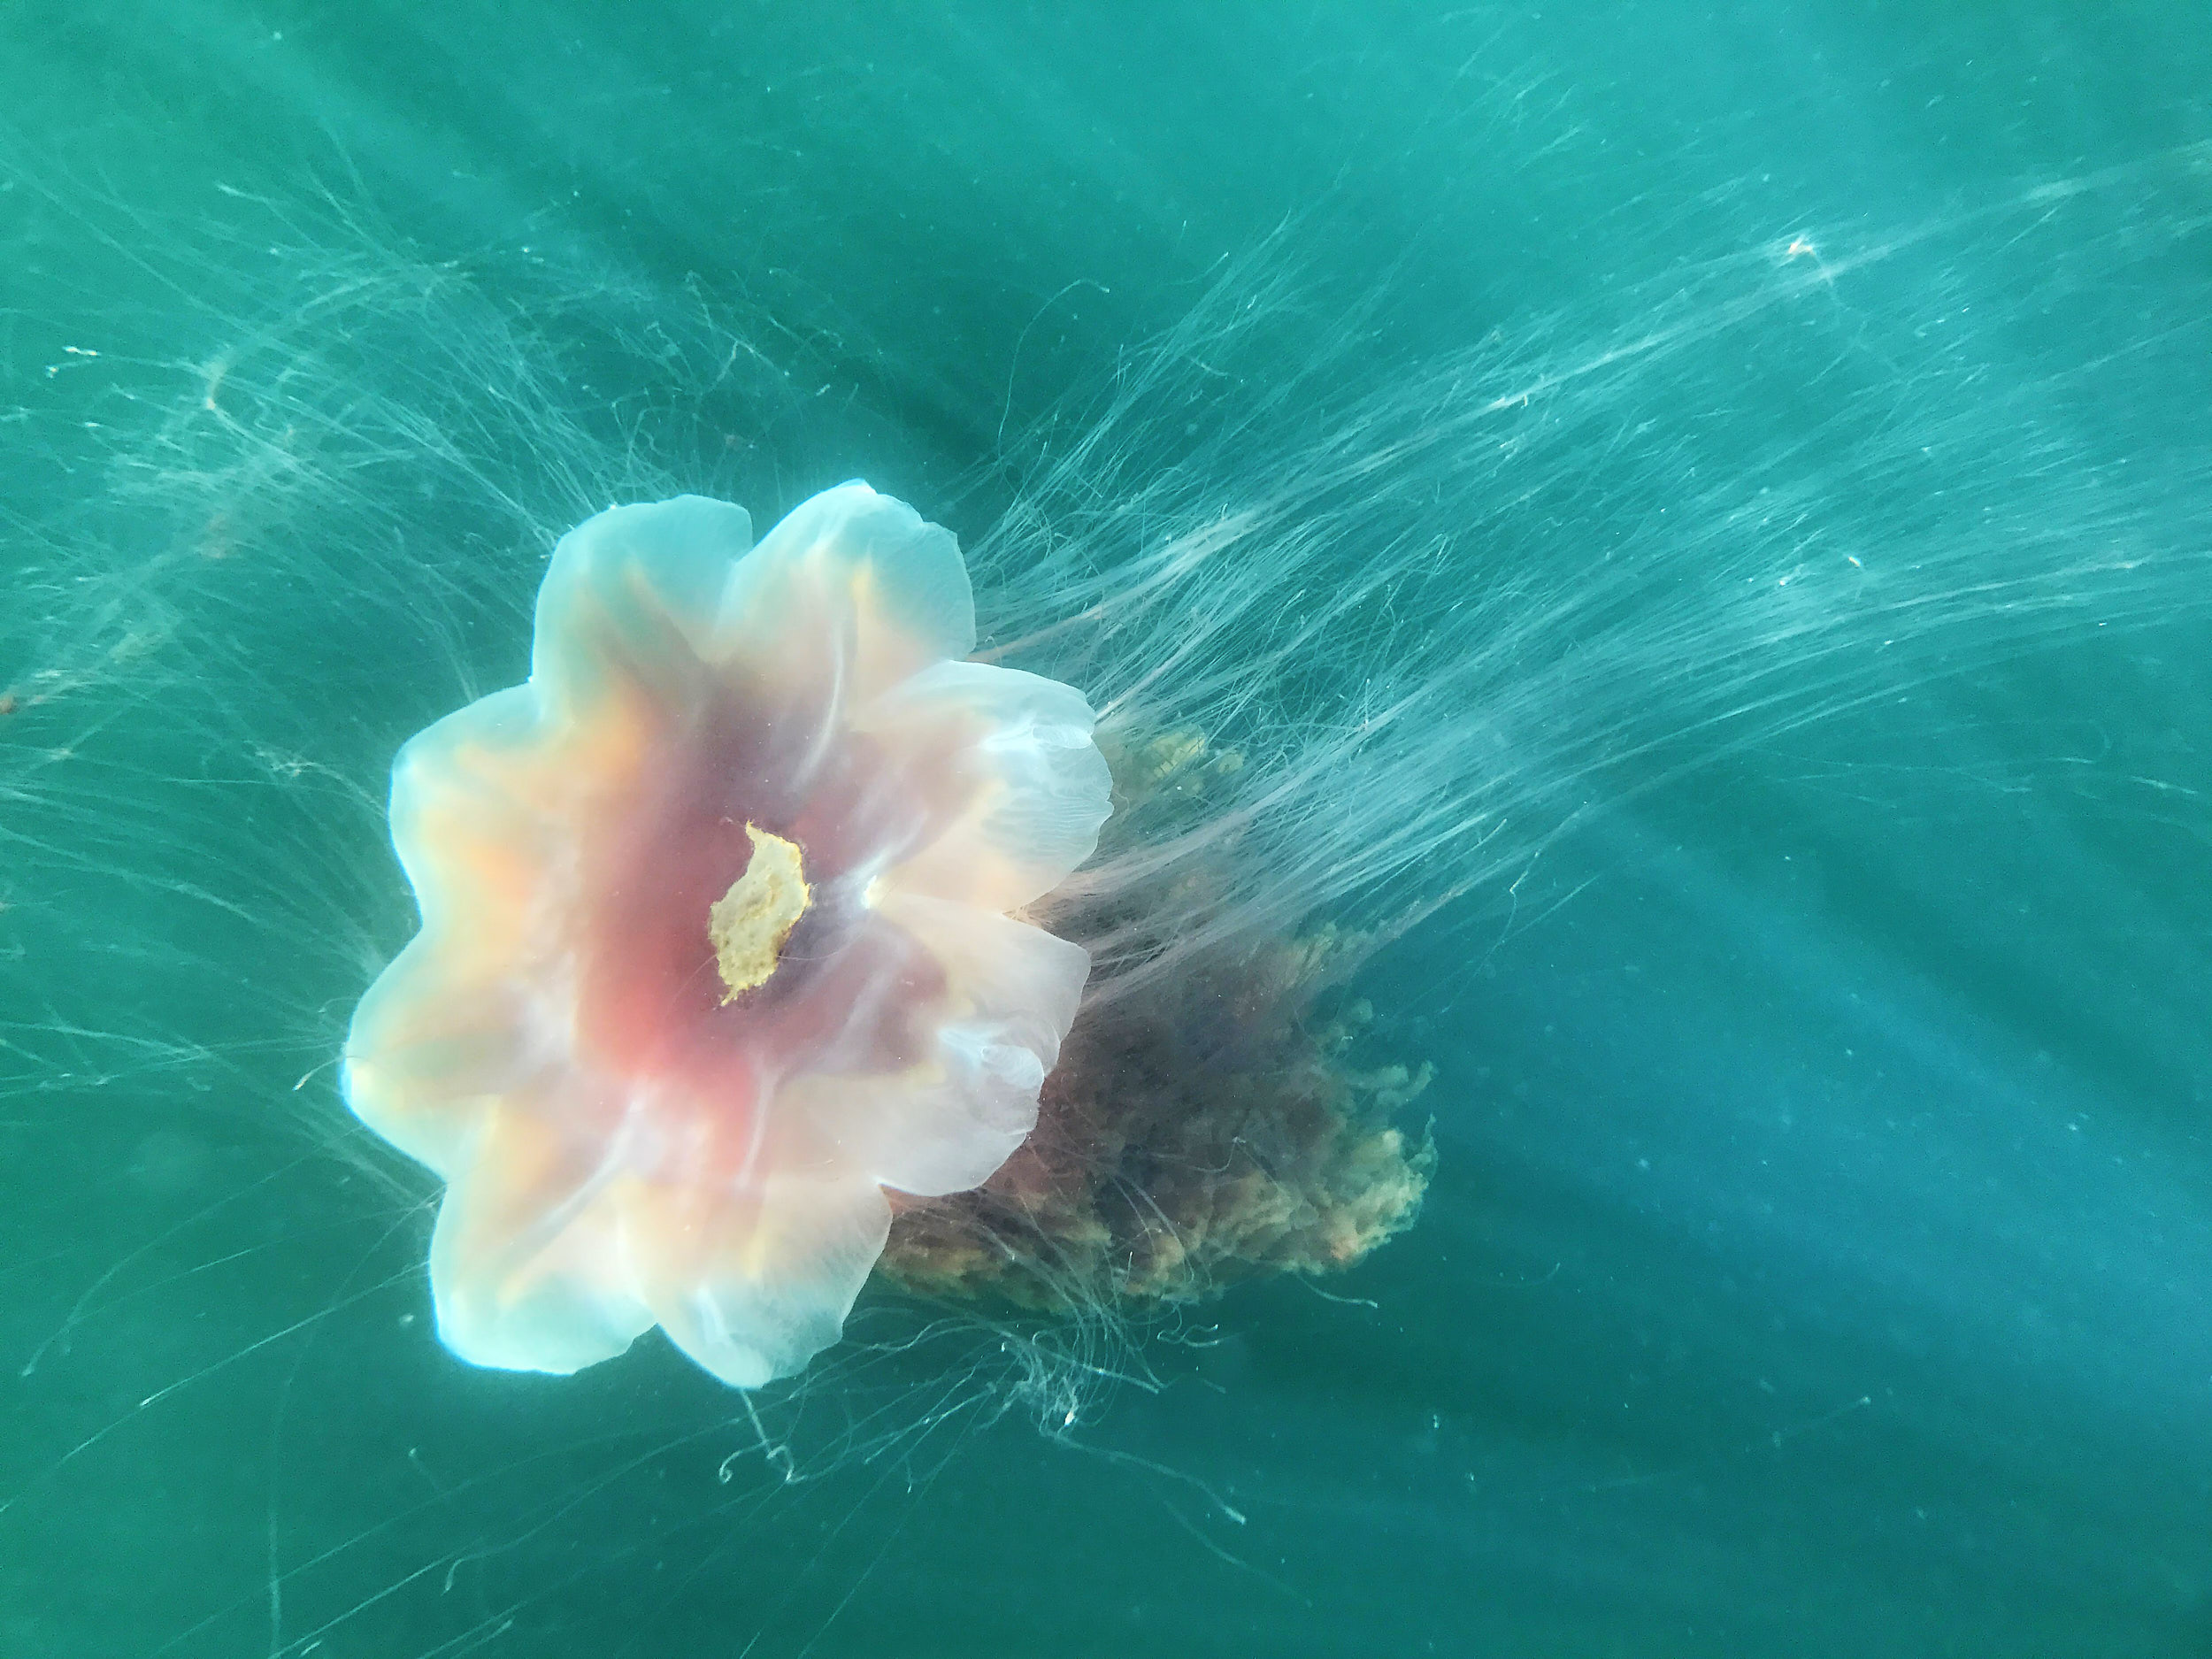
[877,731,1436,1310]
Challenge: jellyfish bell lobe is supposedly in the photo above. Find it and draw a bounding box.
[343,483,1112,1389]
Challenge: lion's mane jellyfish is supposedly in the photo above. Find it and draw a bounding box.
[342,483,1114,1387]
[346,472,1441,1389]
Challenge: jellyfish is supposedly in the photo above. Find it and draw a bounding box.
[342,483,1114,1387]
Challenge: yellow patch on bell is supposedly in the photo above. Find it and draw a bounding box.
[708,825,811,1001]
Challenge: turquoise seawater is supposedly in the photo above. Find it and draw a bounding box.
[5,5,2212,1655]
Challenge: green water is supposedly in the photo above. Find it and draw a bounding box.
[5,4,2212,1655]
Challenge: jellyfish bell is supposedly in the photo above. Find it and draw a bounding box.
[342,482,1113,1389]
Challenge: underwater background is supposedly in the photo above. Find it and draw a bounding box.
[4,4,2212,1655]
